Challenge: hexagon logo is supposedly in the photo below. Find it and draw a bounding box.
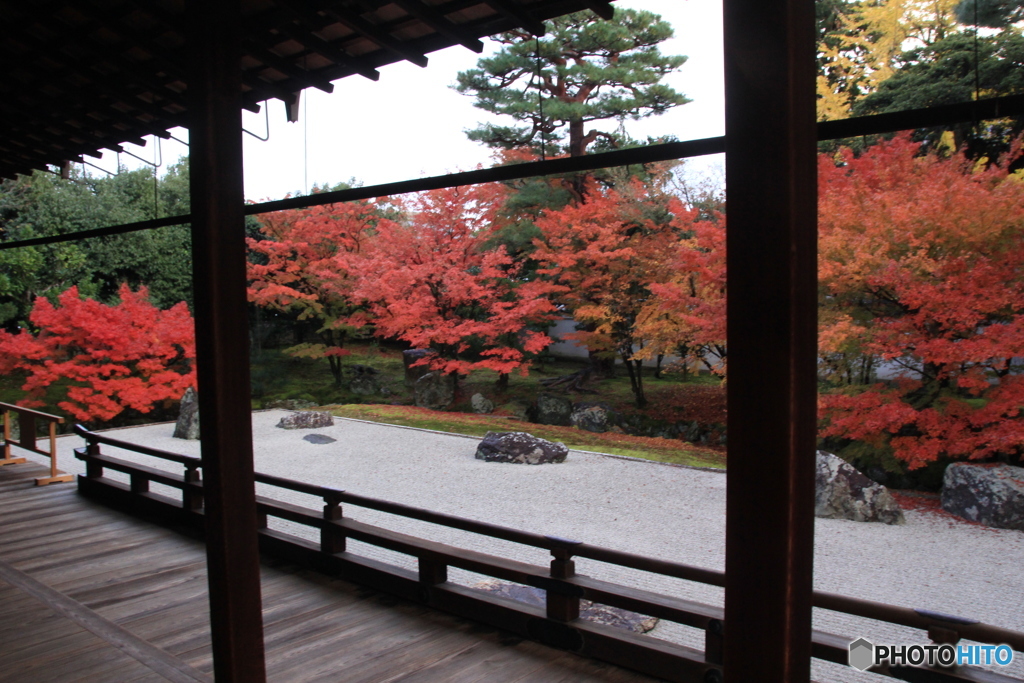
[849,637,874,671]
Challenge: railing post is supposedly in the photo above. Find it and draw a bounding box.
[547,546,580,622]
[182,464,204,512]
[418,557,448,590]
[0,408,27,466]
[82,435,104,479]
[130,473,150,494]
[705,618,725,665]
[321,493,345,554]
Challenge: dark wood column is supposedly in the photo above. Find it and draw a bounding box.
[722,0,818,681]
[187,0,268,680]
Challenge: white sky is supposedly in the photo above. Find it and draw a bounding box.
[91,0,724,203]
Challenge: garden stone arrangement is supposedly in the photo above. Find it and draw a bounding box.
[475,431,568,465]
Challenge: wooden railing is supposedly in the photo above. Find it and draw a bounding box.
[0,402,72,485]
[72,425,1024,683]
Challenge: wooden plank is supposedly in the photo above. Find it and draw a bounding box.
[0,460,671,683]
[0,556,211,683]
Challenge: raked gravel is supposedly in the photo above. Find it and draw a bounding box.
[40,410,1024,682]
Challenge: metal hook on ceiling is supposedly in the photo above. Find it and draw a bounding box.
[243,104,270,142]
[121,136,163,169]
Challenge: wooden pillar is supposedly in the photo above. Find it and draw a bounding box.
[722,0,817,681]
[187,1,267,680]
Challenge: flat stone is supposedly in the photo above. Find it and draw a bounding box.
[303,434,337,445]
[942,463,1024,530]
[475,431,568,465]
[277,411,334,430]
[474,580,657,633]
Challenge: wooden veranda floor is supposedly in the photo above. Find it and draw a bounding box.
[0,460,660,683]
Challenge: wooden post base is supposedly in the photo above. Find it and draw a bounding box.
[34,473,73,486]
[0,457,28,467]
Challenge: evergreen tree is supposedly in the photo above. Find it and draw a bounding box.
[455,9,688,159]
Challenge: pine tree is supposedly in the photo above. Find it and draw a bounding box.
[454,9,688,159]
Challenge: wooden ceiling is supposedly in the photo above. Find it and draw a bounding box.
[0,0,614,180]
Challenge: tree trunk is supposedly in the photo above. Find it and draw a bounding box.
[622,354,647,409]
[328,355,343,387]
[654,354,664,379]
[566,119,589,203]
[496,372,509,393]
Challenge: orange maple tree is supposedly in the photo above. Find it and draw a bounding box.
[818,136,1024,468]
[533,180,679,408]
[247,200,392,385]
[0,285,196,422]
[634,198,727,377]
[351,184,558,388]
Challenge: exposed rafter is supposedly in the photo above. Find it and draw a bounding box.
[580,0,615,20]
[480,0,546,36]
[390,0,485,53]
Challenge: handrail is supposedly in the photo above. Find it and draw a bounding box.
[72,424,1024,680]
[0,401,66,422]
[74,424,200,465]
[2,403,71,485]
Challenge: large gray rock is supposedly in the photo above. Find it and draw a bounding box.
[531,393,573,426]
[570,402,615,433]
[173,387,200,440]
[475,431,568,465]
[942,463,1024,530]
[470,393,494,414]
[414,371,455,410]
[277,411,334,430]
[403,349,432,388]
[815,451,905,525]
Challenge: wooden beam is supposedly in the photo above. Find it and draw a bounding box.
[722,0,817,681]
[391,0,485,53]
[186,0,267,680]
[241,38,338,93]
[578,0,615,20]
[270,0,384,80]
[320,0,429,67]
[479,0,546,36]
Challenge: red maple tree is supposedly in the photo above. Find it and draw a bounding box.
[0,285,196,422]
[818,136,1024,468]
[247,200,393,384]
[351,184,557,388]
